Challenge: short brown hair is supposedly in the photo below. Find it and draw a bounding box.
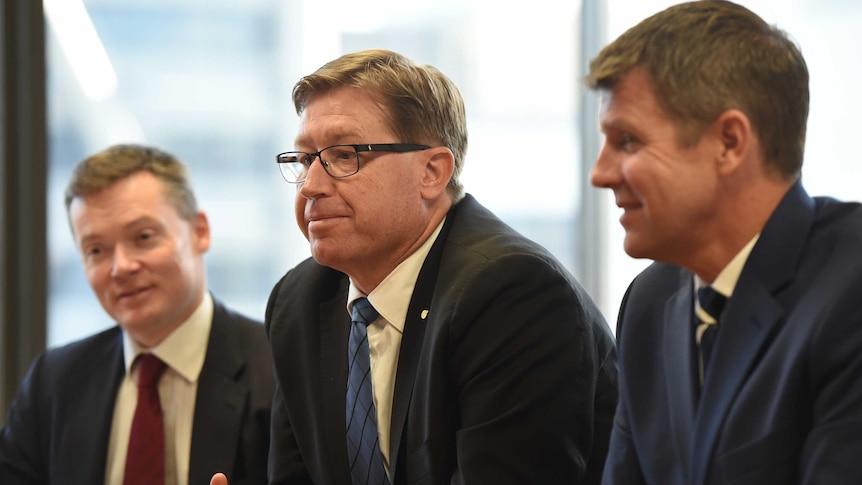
[64,143,198,220]
[586,0,808,179]
[293,49,467,200]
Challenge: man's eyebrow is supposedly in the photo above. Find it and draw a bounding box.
[294,131,364,149]
[599,119,630,134]
[82,215,162,238]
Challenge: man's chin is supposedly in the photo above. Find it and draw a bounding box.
[622,236,654,260]
[115,312,156,333]
[309,244,351,274]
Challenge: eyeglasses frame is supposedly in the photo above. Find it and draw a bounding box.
[276,143,431,183]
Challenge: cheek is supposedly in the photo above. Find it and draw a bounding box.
[85,266,109,294]
[623,154,688,198]
[294,195,309,239]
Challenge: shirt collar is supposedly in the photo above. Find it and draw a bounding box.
[694,234,760,298]
[347,217,446,331]
[122,292,214,383]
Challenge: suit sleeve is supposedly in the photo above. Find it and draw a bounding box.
[601,283,646,485]
[445,252,616,485]
[0,354,49,485]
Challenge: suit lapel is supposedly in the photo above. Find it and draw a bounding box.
[318,285,353,483]
[690,182,815,485]
[188,302,247,485]
[690,283,783,484]
[388,205,457,482]
[663,280,698,477]
[59,330,125,485]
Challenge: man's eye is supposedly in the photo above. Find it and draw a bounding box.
[288,154,312,167]
[620,133,638,152]
[137,231,158,245]
[332,149,354,160]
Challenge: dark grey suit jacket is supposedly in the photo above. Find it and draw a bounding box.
[0,296,274,485]
[266,194,618,485]
[603,182,862,485]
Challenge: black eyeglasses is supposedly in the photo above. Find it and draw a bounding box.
[276,143,431,183]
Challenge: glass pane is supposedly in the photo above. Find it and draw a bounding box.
[45,0,583,346]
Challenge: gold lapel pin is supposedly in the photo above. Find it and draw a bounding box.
[420,310,429,320]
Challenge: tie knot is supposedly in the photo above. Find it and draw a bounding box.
[135,353,167,388]
[697,286,727,322]
[351,297,379,327]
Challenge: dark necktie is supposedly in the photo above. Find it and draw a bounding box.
[124,353,167,485]
[346,298,390,485]
[696,286,727,381]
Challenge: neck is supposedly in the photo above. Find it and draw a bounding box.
[686,177,795,282]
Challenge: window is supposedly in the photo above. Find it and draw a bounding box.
[46,0,585,345]
[47,0,861,345]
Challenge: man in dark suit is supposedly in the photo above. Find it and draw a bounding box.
[588,2,862,484]
[0,144,274,485]
[213,48,617,485]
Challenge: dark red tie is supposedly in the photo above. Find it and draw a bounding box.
[123,353,167,485]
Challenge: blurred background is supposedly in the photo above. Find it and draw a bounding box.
[3,0,862,419]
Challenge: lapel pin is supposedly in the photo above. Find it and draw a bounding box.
[420,310,429,320]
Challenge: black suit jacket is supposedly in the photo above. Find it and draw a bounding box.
[0,296,275,485]
[603,182,862,485]
[266,194,618,485]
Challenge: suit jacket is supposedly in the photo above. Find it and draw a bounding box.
[0,296,274,485]
[603,182,862,485]
[266,194,618,485]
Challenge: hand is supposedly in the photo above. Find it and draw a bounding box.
[210,472,228,485]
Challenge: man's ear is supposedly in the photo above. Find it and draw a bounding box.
[713,109,752,176]
[419,147,455,200]
[193,210,212,253]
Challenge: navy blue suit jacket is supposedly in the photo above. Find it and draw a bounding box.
[603,182,862,485]
[0,297,275,485]
[265,194,618,485]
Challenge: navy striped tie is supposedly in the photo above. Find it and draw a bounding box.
[696,286,727,379]
[346,298,390,485]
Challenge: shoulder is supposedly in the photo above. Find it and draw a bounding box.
[20,326,122,388]
[210,297,271,356]
[271,256,344,296]
[812,197,862,239]
[267,257,346,317]
[445,194,568,273]
[785,197,862,280]
[441,195,609,328]
[38,326,121,370]
[212,297,265,334]
[616,262,687,332]
[625,262,687,301]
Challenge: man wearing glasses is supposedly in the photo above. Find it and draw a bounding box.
[214,48,617,485]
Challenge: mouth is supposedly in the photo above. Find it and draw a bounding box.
[306,212,347,227]
[615,200,643,226]
[307,213,338,222]
[117,286,152,301]
[616,200,642,211]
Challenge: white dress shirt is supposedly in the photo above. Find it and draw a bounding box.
[105,292,214,485]
[694,235,760,322]
[347,218,445,473]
